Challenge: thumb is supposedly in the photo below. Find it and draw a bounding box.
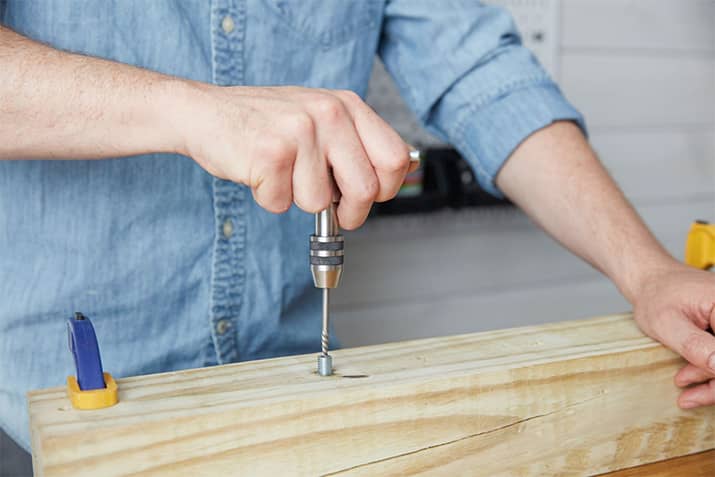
[659,314,715,373]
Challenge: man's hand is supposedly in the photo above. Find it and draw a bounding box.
[174,85,412,229]
[0,26,412,229]
[632,262,715,409]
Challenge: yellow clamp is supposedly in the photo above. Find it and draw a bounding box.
[685,221,715,270]
[66,372,118,410]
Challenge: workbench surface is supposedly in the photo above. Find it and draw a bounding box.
[603,450,715,476]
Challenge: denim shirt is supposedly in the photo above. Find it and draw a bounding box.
[0,0,583,449]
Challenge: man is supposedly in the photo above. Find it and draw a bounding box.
[1,1,714,453]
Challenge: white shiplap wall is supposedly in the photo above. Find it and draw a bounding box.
[333,0,715,347]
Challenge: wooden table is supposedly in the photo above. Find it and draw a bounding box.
[604,450,715,476]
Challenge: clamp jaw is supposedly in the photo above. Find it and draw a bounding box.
[685,221,715,270]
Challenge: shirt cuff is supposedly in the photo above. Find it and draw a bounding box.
[452,82,587,198]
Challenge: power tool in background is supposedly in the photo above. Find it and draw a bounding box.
[371,147,512,216]
[685,220,715,270]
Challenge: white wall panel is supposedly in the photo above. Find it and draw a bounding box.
[334,199,715,310]
[562,0,715,52]
[335,279,628,347]
[561,54,715,129]
[593,130,715,202]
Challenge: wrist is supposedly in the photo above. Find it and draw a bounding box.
[616,249,681,305]
[151,77,210,157]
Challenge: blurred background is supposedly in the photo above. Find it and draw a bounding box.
[2,1,714,475]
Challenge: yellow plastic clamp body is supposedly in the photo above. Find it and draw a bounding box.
[685,221,715,270]
[66,372,118,410]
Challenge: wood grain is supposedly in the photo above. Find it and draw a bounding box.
[28,314,715,476]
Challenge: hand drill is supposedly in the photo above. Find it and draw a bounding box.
[310,149,421,376]
[310,202,343,376]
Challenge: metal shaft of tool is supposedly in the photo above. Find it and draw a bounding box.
[321,288,330,356]
[317,288,333,376]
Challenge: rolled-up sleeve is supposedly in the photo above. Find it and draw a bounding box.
[379,0,586,197]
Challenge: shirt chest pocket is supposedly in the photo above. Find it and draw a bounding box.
[260,0,382,48]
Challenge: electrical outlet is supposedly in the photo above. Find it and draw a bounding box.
[487,0,560,79]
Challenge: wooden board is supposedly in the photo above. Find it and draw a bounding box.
[28,314,715,476]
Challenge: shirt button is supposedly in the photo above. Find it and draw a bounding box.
[222,15,235,34]
[222,219,233,238]
[216,320,231,335]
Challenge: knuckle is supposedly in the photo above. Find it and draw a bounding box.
[681,332,709,362]
[274,201,292,214]
[295,191,330,214]
[338,212,358,230]
[258,194,292,214]
[313,95,344,121]
[256,137,293,162]
[355,176,379,203]
[337,89,362,105]
[378,150,410,173]
[375,186,399,203]
[251,176,292,214]
[287,112,315,140]
[267,156,292,173]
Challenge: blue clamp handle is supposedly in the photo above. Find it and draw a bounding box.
[67,312,106,391]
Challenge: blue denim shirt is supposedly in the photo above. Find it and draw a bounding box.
[0,0,584,449]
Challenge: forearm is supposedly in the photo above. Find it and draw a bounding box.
[0,25,181,159]
[495,121,678,304]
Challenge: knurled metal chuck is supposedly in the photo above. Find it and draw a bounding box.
[310,204,344,289]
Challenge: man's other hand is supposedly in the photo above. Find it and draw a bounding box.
[632,262,715,409]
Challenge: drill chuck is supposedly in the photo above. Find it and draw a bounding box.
[310,204,344,289]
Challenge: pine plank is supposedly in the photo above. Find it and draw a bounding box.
[28,314,715,476]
